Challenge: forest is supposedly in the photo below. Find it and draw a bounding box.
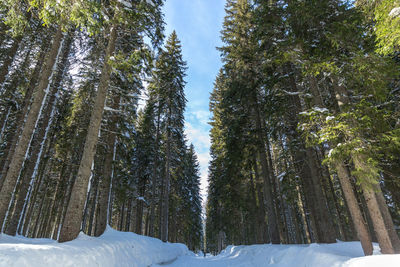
[206,0,400,256]
[0,0,202,251]
[0,0,400,263]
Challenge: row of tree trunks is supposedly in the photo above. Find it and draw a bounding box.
[251,92,280,244]
[332,78,400,254]
[285,65,336,243]
[0,27,64,229]
[308,75,374,255]
[4,30,74,236]
[0,36,50,187]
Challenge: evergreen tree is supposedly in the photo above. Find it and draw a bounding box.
[153,31,187,242]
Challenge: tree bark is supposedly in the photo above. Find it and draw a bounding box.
[332,78,396,254]
[94,94,120,237]
[135,178,146,234]
[296,184,311,243]
[285,69,335,243]
[335,162,373,255]
[0,38,48,187]
[309,75,372,253]
[251,96,280,244]
[249,169,259,244]
[161,117,171,242]
[4,31,73,236]
[148,105,161,237]
[59,24,117,242]
[253,158,268,243]
[374,184,400,253]
[0,27,63,229]
[353,156,395,254]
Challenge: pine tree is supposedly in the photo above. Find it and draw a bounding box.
[153,31,187,242]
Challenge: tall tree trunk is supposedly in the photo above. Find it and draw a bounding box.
[149,106,161,237]
[305,147,337,243]
[125,198,132,232]
[266,138,286,243]
[374,184,400,253]
[333,78,395,254]
[296,184,311,243]
[59,24,117,242]
[0,39,33,142]
[94,94,120,237]
[50,164,71,239]
[20,148,50,236]
[323,163,347,240]
[251,97,280,244]
[0,38,49,186]
[161,120,171,242]
[253,157,268,243]
[0,27,63,229]
[286,67,336,243]
[309,75,372,254]
[335,162,373,255]
[249,169,259,244]
[4,31,73,236]
[354,155,395,254]
[86,175,99,236]
[136,178,146,234]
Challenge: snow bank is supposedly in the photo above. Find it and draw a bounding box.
[389,7,400,18]
[1,230,400,267]
[343,254,400,267]
[0,227,188,267]
[156,241,400,267]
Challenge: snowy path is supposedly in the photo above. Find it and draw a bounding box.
[153,243,400,267]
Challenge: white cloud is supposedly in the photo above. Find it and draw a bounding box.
[192,110,210,126]
[185,122,211,150]
[197,152,210,197]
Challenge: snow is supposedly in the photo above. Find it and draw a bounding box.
[118,0,132,9]
[277,172,286,181]
[326,116,335,122]
[313,106,329,113]
[104,106,122,113]
[0,227,187,267]
[282,90,301,96]
[156,242,400,267]
[389,7,400,18]
[1,229,400,267]
[343,255,400,267]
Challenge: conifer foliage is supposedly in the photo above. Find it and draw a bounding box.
[206,0,400,255]
[0,0,202,250]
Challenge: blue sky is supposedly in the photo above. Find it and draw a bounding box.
[163,0,225,199]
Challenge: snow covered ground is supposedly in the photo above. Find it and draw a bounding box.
[156,242,400,267]
[0,227,187,267]
[1,229,399,267]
